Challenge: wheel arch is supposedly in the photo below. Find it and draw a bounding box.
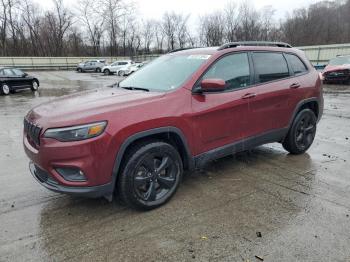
[288,98,320,128]
[33,78,40,86]
[111,127,194,190]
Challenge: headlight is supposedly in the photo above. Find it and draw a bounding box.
[44,121,107,142]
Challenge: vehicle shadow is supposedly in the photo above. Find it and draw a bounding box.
[37,145,316,260]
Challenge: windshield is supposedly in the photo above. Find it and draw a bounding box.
[329,56,350,65]
[119,54,210,92]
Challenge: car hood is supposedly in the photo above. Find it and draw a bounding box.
[26,87,165,128]
[323,64,350,73]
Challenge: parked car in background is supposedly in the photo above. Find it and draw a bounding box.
[0,67,39,95]
[102,60,134,75]
[24,41,323,210]
[321,55,350,84]
[125,62,147,76]
[76,60,106,73]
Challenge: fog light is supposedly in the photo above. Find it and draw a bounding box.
[55,167,87,182]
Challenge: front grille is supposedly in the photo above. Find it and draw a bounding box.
[24,118,42,146]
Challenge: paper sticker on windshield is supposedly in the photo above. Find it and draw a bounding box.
[187,55,211,60]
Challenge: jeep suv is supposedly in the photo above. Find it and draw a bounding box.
[23,42,323,210]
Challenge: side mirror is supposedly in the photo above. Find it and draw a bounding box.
[22,73,28,77]
[199,78,226,93]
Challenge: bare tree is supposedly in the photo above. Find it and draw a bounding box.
[77,0,104,56]
[236,1,261,41]
[199,11,225,46]
[141,19,154,53]
[42,0,73,56]
[154,21,165,52]
[162,12,178,50]
[224,1,239,42]
[0,0,9,55]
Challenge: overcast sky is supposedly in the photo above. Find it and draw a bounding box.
[34,0,323,21]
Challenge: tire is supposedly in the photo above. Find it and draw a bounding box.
[118,70,124,77]
[1,83,10,95]
[282,109,317,155]
[104,69,110,75]
[31,80,39,91]
[96,68,101,73]
[77,68,83,73]
[118,140,183,210]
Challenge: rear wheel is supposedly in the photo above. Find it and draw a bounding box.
[77,68,83,73]
[31,80,39,91]
[1,83,10,95]
[118,141,183,210]
[96,68,101,73]
[283,109,317,154]
[118,70,124,76]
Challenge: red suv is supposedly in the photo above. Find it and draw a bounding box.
[24,42,323,210]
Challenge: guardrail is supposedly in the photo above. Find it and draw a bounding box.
[1,43,350,70]
[0,56,129,70]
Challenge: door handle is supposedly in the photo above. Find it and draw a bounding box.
[241,93,257,99]
[290,83,300,89]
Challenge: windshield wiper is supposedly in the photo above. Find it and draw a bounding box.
[120,86,150,92]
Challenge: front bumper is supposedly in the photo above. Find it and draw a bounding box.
[29,162,113,198]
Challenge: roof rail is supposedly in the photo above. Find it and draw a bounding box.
[217,41,292,50]
[168,47,200,53]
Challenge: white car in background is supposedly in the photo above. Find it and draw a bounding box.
[125,62,147,76]
[102,60,134,76]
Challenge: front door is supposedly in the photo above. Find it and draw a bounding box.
[191,52,252,155]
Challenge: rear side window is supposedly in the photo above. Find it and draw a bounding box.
[3,69,14,76]
[201,53,251,90]
[119,62,127,65]
[252,52,290,83]
[285,54,308,75]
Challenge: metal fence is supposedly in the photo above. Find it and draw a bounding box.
[0,56,129,70]
[298,43,350,65]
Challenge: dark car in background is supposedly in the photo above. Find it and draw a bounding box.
[322,55,350,84]
[0,67,39,95]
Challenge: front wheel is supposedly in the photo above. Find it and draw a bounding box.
[1,83,10,95]
[31,80,39,91]
[104,69,110,75]
[283,109,317,154]
[118,141,183,210]
[96,68,101,73]
[118,70,124,76]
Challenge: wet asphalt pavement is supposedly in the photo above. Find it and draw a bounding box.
[0,71,350,262]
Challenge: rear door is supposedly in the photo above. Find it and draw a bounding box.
[244,52,296,137]
[191,52,252,154]
[284,53,311,107]
[2,68,20,87]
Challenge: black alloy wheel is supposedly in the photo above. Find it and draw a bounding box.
[118,141,183,210]
[283,109,317,154]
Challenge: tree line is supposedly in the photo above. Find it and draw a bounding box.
[0,0,350,57]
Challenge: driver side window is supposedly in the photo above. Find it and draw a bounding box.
[201,53,251,91]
